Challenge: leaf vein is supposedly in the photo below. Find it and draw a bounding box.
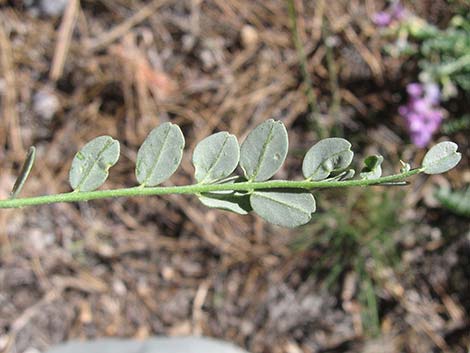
[250,122,275,181]
[142,124,172,185]
[201,134,230,183]
[76,139,114,191]
[254,192,311,215]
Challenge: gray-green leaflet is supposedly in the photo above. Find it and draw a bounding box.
[199,192,252,215]
[240,119,288,181]
[302,137,354,181]
[2,120,458,227]
[136,122,185,187]
[360,155,384,180]
[69,136,120,192]
[250,191,316,228]
[422,141,461,175]
[10,146,36,199]
[192,131,240,184]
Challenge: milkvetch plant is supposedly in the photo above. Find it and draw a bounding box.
[0,120,462,228]
[373,2,470,147]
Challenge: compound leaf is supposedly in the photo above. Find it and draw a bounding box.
[302,138,354,181]
[250,190,316,228]
[136,122,185,186]
[193,131,239,184]
[360,155,384,180]
[422,141,461,174]
[198,192,252,215]
[69,136,120,192]
[240,119,288,181]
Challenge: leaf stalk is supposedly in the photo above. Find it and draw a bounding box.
[0,168,423,209]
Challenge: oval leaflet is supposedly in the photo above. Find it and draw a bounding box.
[192,131,240,184]
[136,122,185,186]
[69,136,120,192]
[240,119,288,181]
[250,191,316,228]
[302,138,354,180]
[422,141,462,174]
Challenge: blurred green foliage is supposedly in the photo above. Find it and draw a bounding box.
[388,11,470,99]
[441,114,470,134]
[291,188,405,336]
[436,186,470,217]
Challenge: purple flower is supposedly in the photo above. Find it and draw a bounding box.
[406,83,423,97]
[373,12,393,27]
[424,83,440,105]
[390,2,406,21]
[373,1,407,28]
[399,82,443,147]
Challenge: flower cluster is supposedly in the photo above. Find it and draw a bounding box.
[399,83,444,147]
[372,1,406,27]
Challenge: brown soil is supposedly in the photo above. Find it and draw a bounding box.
[0,1,468,353]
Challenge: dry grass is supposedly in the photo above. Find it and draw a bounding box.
[0,1,468,353]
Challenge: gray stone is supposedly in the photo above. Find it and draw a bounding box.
[47,337,250,353]
[40,0,69,16]
[33,88,60,121]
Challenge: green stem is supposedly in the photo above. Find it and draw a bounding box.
[286,0,326,139]
[0,168,423,209]
[324,22,342,136]
[437,53,470,76]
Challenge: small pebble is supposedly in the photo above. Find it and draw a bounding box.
[241,25,259,48]
[47,337,250,353]
[40,0,69,16]
[33,88,60,121]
